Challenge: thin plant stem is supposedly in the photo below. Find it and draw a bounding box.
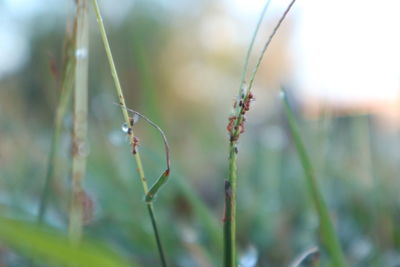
[118,105,170,202]
[246,0,296,94]
[91,0,167,266]
[237,0,272,99]
[281,90,346,266]
[224,1,296,266]
[37,22,77,224]
[69,0,89,242]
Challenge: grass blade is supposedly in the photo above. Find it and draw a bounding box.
[69,0,90,242]
[37,9,77,224]
[91,1,168,265]
[0,217,134,267]
[119,106,171,204]
[281,90,346,266]
[145,169,170,203]
[224,1,296,266]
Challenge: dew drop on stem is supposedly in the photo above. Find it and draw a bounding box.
[121,123,129,133]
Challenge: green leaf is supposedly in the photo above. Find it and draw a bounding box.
[281,90,346,267]
[0,217,136,267]
[145,169,170,203]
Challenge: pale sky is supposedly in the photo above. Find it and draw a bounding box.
[2,0,400,107]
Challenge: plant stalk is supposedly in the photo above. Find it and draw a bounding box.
[281,90,346,266]
[224,146,238,266]
[69,0,89,242]
[91,1,167,265]
[37,13,77,224]
[224,1,295,266]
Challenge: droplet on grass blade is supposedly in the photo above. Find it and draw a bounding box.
[75,48,88,59]
[121,123,129,133]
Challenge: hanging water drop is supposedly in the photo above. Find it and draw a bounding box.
[121,123,129,133]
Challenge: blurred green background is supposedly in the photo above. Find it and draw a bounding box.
[1,0,400,266]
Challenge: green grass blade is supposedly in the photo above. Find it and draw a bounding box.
[0,217,135,267]
[92,1,168,265]
[281,90,346,266]
[145,169,170,203]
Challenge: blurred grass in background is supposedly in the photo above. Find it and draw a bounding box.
[1,0,400,266]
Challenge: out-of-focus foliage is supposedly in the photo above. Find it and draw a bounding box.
[1,0,400,266]
[0,217,133,267]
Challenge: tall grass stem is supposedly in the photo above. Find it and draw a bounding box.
[91,0,167,265]
[224,1,296,266]
[281,90,346,266]
[69,0,89,242]
[37,22,77,223]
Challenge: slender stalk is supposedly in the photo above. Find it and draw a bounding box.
[224,146,238,267]
[224,1,296,266]
[37,24,77,223]
[237,0,272,99]
[281,90,346,266]
[91,1,167,265]
[69,0,89,242]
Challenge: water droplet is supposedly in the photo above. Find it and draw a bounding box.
[121,123,129,133]
[279,90,285,99]
[75,48,88,59]
[239,245,258,267]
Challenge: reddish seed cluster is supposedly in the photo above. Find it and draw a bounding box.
[226,116,237,133]
[132,136,139,154]
[241,92,254,114]
[227,116,245,142]
[227,92,254,142]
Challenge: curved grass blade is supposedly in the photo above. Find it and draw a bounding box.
[92,0,168,264]
[0,217,135,267]
[281,89,346,267]
[117,105,171,203]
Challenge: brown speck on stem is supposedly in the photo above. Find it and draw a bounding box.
[71,140,79,156]
[131,136,139,154]
[222,180,232,223]
[224,180,232,199]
